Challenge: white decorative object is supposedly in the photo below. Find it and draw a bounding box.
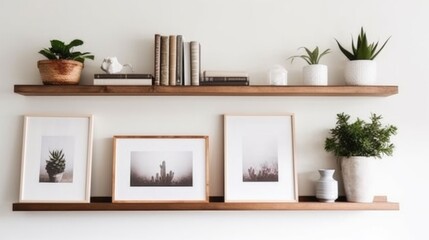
[101,57,133,74]
[344,60,376,85]
[303,64,328,85]
[269,65,287,85]
[341,156,375,203]
[316,169,338,202]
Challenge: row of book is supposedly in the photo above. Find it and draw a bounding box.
[154,34,200,86]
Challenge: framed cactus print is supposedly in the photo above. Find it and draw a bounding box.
[19,115,93,203]
[112,136,209,203]
[224,114,298,202]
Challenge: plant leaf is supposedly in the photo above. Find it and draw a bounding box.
[335,39,355,60]
[371,36,391,60]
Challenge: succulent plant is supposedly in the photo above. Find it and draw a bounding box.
[39,39,94,63]
[325,113,397,158]
[335,27,391,60]
[288,46,331,65]
[45,149,66,176]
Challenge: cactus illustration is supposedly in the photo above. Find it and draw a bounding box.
[149,161,175,185]
[45,149,66,182]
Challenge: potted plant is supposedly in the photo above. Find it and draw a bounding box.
[324,113,397,202]
[45,149,66,182]
[38,39,94,85]
[335,27,390,85]
[288,46,331,85]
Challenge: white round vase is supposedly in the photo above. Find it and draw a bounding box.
[303,64,328,85]
[344,60,376,85]
[269,65,288,85]
[341,156,375,203]
[316,169,338,202]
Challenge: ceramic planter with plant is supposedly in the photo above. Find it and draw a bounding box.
[335,27,390,85]
[324,113,397,203]
[38,39,94,85]
[288,46,330,85]
[45,149,66,182]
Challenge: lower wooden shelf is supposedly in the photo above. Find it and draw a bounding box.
[12,196,399,211]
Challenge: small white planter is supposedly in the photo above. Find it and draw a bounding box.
[303,64,328,85]
[316,169,338,202]
[341,156,375,203]
[344,60,376,85]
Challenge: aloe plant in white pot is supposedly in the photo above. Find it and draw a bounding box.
[324,113,397,202]
[335,27,390,85]
[288,46,331,85]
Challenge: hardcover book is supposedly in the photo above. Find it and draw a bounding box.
[169,35,177,86]
[160,36,169,86]
[183,42,191,86]
[200,81,249,86]
[204,71,248,78]
[176,35,183,86]
[154,34,161,86]
[202,76,249,82]
[190,41,200,86]
[93,79,153,85]
[94,74,153,79]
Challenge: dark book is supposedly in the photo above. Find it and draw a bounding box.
[176,35,183,86]
[94,74,153,79]
[202,76,249,82]
[160,36,169,86]
[200,81,249,86]
[154,34,161,85]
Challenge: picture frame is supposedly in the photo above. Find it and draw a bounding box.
[112,136,209,203]
[224,114,298,202]
[19,115,93,203]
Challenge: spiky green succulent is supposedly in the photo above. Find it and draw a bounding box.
[335,27,391,60]
[288,46,331,65]
[39,39,94,63]
[45,149,66,176]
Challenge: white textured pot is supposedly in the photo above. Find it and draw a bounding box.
[303,64,328,85]
[344,60,376,85]
[316,169,338,202]
[341,156,375,203]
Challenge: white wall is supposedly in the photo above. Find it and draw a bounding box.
[1,0,427,239]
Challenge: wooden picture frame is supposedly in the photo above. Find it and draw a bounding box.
[19,115,93,203]
[112,136,209,203]
[224,114,298,202]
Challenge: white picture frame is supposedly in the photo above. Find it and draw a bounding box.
[224,114,298,202]
[112,136,209,203]
[19,115,93,203]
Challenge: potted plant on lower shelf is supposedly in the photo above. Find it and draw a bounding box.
[45,149,66,182]
[288,46,331,85]
[335,27,390,85]
[324,112,397,203]
[38,39,94,85]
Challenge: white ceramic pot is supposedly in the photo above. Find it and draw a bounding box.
[316,169,338,202]
[303,64,328,85]
[341,156,375,203]
[344,60,376,85]
[269,65,288,85]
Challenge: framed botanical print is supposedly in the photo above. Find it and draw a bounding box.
[224,114,298,202]
[112,136,209,203]
[19,115,93,203]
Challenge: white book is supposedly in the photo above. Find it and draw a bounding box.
[190,41,200,86]
[94,79,153,85]
[204,70,248,77]
[183,42,191,86]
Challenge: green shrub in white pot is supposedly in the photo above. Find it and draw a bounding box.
[288,46,330,85]
[324,113,397,203]
[335,27,390,85]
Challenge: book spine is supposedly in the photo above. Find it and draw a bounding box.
[94,74,153,79]
[183,42,191,86]
[176,35,183,86]
[169,35,177,86]
[154,34,161,86]
[190,41,200,86]
[160,36,169,86]
[200,81,249,86]
[202,77,248,82]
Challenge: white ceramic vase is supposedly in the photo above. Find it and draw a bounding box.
[344,60,376,85]
[341,156,375,203]
[316,169,338,202]
[303,64,328,85]
[269,65,288,85]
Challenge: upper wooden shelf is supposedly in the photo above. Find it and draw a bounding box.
[13,196,399,211]
[14,85,398,97]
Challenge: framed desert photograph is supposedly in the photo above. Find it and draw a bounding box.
[19,115,93,203]
[224,114,298,202]
[112,136,209,203]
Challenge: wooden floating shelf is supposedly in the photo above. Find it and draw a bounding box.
[13,196,399,211]
[14,85,398,97]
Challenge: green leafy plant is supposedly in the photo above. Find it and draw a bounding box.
[288,46,331,65]
[45,149,66,176]
[335,27,391,60]
[39,39,94,63]
[324,113,397,158]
